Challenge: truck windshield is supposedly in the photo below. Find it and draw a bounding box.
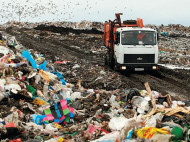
[121,31,156,45]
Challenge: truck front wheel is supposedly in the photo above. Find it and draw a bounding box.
[113,57,119,71]
[105,51,114,69]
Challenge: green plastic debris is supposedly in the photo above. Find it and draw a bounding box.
[62,131,69,134]
[35,136,43,140]
[13,43,17,46]
[64,117,70,123]
[27,85,36,96]
[171,127,183,141]
[71,132,77,137]
[160,51,166,54]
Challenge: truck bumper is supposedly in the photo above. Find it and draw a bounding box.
[118,64,159,71]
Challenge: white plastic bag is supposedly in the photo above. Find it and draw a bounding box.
[109,117,129,131]
[70,92,82,101]
[145,113,164,127]
[110,95,120,108]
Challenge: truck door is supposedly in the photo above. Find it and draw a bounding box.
[114,32,122,63]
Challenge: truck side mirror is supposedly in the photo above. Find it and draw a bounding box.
[114,40,118,44]
[157,33,160,41]
[114,32,119,44]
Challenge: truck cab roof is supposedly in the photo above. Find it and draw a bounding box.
[117,27,156,32]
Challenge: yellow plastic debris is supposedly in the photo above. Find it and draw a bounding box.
[54,123,63,129]
[57,137,64,142]
[136,127,170,139]
[33,97,48,106]
[39,69,50,84]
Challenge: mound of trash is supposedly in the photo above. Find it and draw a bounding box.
[0,33,190,142]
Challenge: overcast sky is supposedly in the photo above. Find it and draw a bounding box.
[0,0,190,26]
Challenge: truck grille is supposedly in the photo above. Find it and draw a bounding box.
[124,54,155,63]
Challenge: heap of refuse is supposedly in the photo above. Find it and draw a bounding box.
[158,27,190,69]
[2,21,104,32]
[0,33,190,142]
[159,36,190,68]
[159,24,190,38]
[146,24,190,69]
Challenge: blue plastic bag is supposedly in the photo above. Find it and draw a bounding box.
[51,72,66,85]
[30,114,46,125]
[22,50,47,71]
[22,50,37,69]
[38,61,47,71]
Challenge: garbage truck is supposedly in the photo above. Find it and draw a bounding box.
[104,13,159,71]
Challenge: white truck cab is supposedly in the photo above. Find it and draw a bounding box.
[114,27,159,71]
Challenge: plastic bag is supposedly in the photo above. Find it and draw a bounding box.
[35,74,41,84]
[109,117,129,131]
[38,61,47,71]
[119,116,142,141]
[110,95,120,108]
[51,72,66,85]
[131,96,150,114]
[136,127,170,139]
[124,88,141,103]
[22,50,37,69]
[70,92,82,101]
[5,84,21,94]
[145,113,164,127]
[30,114,45,125]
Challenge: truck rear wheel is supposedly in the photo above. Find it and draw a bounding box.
[105,54,112,67]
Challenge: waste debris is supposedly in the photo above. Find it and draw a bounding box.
[0,23,190,142]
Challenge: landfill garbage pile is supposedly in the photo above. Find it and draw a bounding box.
[0,33,190,142]
[158,25,190,68]
[146,24,190,68]
[159,36,190,68]
[2,21,190,37]
[2,21,104,32]
[1,21,36,29]
[159,24,190,38]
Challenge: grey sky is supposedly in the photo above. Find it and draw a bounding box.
[0,0,190,26]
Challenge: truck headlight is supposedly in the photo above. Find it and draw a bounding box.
[121,66,126,70]
[152,66,157,69]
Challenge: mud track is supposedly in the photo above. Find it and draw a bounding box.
[6,27,190,101]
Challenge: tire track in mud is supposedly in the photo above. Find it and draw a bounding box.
[126,71,190,101]
[10,31,105,66]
